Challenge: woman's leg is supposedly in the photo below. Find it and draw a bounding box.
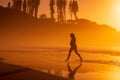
[66,47,73,61]
[74,46,82,61]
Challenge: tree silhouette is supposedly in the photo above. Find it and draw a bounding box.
[17,0,22,10]
[26,0,40,17]
[27,0,32,14]
[69,0,73,20]
[49,0,55,19]
[56,0,67,22]
[12,0,17,9]
[69,0,79,20]
[72,0,79,20]
[31,0,40,18]
[39,14,47,19]
[23,0,27,13]
[11,0,40,18]
[10,0,79,20]
[56,0,61,22]
[34,0,40,17]
[63,0,67,21]
[12,0,22,11]
[7,1,11,8]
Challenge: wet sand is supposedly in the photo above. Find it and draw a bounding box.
[0,49,120,80]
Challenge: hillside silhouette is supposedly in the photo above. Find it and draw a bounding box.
[0,6,116,30]
[0,6,120,48]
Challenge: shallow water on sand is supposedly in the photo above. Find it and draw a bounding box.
[0,49,120,80]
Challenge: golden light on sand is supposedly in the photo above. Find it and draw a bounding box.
[110,71,120,80]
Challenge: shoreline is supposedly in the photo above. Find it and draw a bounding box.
[0,50,120,80]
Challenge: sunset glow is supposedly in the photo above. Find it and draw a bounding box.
[111,1,120,31]
[1,0,120,80]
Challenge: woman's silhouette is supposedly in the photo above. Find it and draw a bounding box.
[66,33,82,61]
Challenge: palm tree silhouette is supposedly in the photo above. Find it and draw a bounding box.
[69,0,73,20]
[56,0,67,22]
[69,0,79,20]
[63,0,67,21]
[50,0,55,19]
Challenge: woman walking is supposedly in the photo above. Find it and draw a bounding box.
[66,33,82,61]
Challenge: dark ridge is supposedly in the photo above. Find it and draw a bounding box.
[0,6,116,32]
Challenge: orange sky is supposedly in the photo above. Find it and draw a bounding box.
[0,0,120,31]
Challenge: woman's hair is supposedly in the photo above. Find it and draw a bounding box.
[70,33,75,38]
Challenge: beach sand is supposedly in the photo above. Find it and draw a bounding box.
[0,49,120,80]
